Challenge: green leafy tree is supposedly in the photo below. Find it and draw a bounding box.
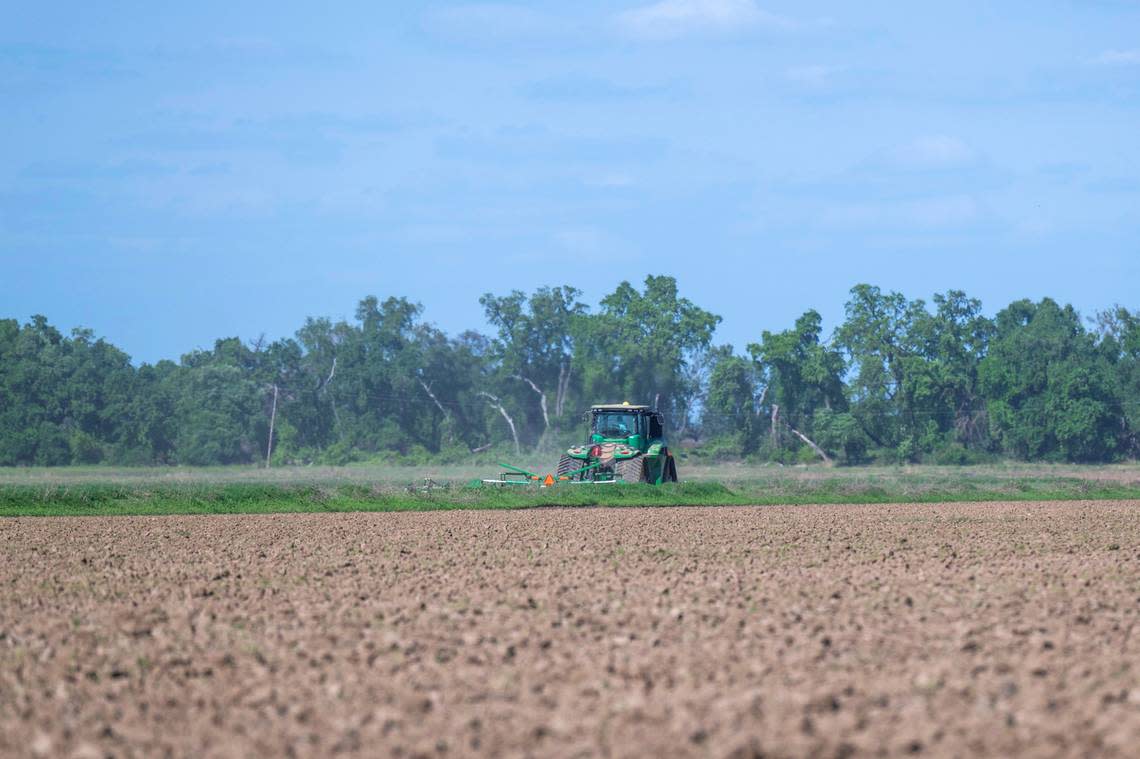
[0,316,68,464]
[701,349,762,452]
[330,296,436,454]
[835,285,927,456]
[170,339,266,465]
[0,316,140,465]
[120,360,178,464]
[835,285,995,461]
[979,298,1122,462]
[907,290,994,448]
[576,275,720,433]
[749,310,849,461]
[1091,305,1140,456]
[480,286,586,444]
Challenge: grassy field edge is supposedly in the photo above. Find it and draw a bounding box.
[3,477,1140,517]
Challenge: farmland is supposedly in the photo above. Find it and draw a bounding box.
[2,501,1138,757]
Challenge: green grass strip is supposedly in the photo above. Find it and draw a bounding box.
[1,477,1139,517]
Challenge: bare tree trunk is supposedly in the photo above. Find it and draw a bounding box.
[318,356,337,391]
[265,383,279,468]
[784,423,833,465]
[756,385,768,416]
[318,357,341,433]
[512,375,549,433]
[418,377,453,447]
[653,392,661,410]
[417,377,449,418]
[771,404,780,450]
[479,392,520,456]
[555,362,571,418]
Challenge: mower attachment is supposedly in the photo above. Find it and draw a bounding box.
[480,462,616,487]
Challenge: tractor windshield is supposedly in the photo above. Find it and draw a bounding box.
[592,412,642,439]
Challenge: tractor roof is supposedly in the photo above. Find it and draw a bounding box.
[591,403,651,411]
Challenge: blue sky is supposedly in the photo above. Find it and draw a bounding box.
[2,1,1138,363]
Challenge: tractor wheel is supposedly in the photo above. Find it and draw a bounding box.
[665,455,678,483]
[556,454,577,479]
[616,455,646,484]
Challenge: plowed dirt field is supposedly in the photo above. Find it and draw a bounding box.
[2,501,1138,757]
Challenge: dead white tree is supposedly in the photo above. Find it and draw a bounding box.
[418,376,455,447]
[417,377,449,418]
[770,403,780,450]
[766,392,831,465]
[783,422,833,466]
[318,356,337,392]
[265,383,279,468]
[478,392,520,456]
[554,362,572,418]
[317,357,340,431]
[512,375,549,434]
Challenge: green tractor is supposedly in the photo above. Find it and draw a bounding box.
[555,403,679,484]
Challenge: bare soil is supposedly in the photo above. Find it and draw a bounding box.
[2,502,1138,758]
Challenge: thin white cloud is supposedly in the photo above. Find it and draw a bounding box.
[881,135,978,171]
[584,172,636,188]
[824,195,982,230]
[1093,49,1140,66]
[425,4,571,44]
[906,195,981,227]
[785,64,843,88]
[551,225,638,263]
[617,0,788,40]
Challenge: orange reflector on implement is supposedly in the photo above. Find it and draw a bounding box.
[543,474,555,487]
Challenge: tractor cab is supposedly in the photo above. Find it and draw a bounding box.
[589,403,664,452]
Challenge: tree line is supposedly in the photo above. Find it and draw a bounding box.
[2,276,1137,466]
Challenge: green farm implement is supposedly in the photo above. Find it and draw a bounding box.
[481,402,679,486]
